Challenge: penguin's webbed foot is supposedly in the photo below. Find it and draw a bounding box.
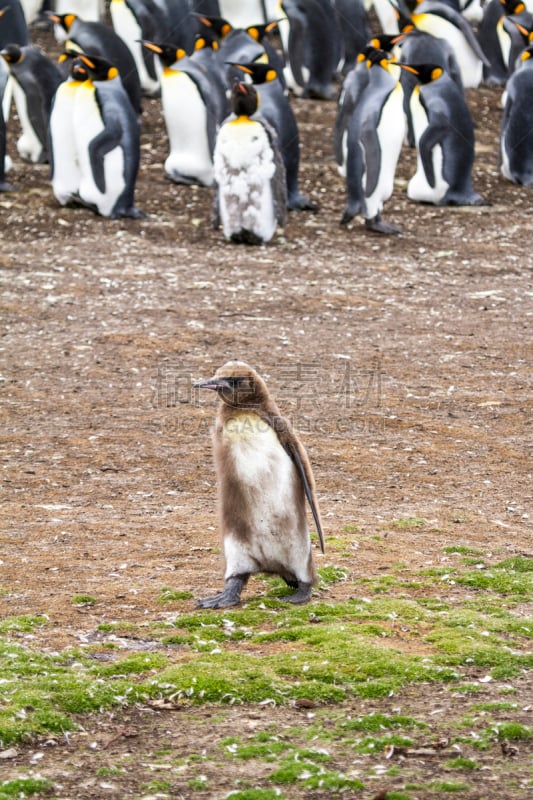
[287,193,319,212]
[365,214,400,236]
[0,180,15,193]
[282,581,313,605]
[230,230,264,246]
[196,576,246,609]
[111,206,146,220]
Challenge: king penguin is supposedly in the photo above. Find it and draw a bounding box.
[406,0,490,88]
[278,0,341,99]
[213,78,286,244]
[0,53,13,190]
[48,12,142,114]
[49,54,88,208]
[142,40,221,186]
[340,48,406,234]
[64,53,144,218]
[194,360,325,608]
[110,0,167,97]
[477,0,532,85]
[500,44,533,186]
[402,62,486,205]
[0,43,62,163]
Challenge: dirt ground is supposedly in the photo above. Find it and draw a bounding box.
[1,21,532,800]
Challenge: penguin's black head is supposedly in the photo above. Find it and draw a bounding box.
[365,48,392,69]
[47,12,77,31]
[230,81,259,118]
[226,61,278,85]
[77,53,119,82]
[141,40,187,68]
[193,13,233,39]
[0,44,23,64]
[70,57,89,82]
[195,361,267,408]
[245,20,281,42]
[396,62,445,84]
[368,33,405,52]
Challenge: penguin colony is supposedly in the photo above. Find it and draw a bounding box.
[1,1,531,606]
[2,0,533,239]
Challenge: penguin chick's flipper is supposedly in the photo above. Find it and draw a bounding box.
[282,581,313,604]
[196,576,247,609]
[365,214,400,235]
[274,419,325,554]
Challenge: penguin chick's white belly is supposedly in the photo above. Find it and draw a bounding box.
[214,118,277,242]
[412,15,483,88]
[162,70,213,186]
[217,412,313,583]
[110,0,159,96]
[74,82,125,217]
[12,81,43,163]
[50,81,82,206]
[363,83,405,220]
[407,89,449,203]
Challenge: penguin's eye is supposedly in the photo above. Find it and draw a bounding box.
[224,377,244,388]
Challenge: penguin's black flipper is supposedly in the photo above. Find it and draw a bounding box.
[360,114,382,199]
[417,112,450,189]
[88,118,123,193]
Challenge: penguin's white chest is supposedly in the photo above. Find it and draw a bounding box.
[218,0,266,27]
[162,70,213,186]
[214,118,277,242]
[363,82,405,218]
[50,80,82,205]
[74,83,125,216]
[412,14,483,88]
[12,80,43,163]
[110,0,159,95]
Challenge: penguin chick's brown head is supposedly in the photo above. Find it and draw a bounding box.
[230,81,259,117]
[195,361,269,409]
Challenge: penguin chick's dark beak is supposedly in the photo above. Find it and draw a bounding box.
[194,378,232,391]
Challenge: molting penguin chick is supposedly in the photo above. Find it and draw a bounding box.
[194,360,325,609]
[213,80,286,245]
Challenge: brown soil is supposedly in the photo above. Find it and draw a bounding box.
[0,24,532,800]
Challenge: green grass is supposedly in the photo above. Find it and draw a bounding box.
[1,555,532,751]
[389,517,428,528]
[0,778,53,798]
[71,594,97,605]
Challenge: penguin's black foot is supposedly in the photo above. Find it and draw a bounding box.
[282,582,313,605]
[230,230,263,246]
[111,207,146,220]
[340,209,355,226]
[0,180,15,192]
[196,577,245,609]
[365,214,400,235]
[287,193,319,212]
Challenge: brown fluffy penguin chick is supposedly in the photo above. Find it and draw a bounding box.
[194,360,325,608]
